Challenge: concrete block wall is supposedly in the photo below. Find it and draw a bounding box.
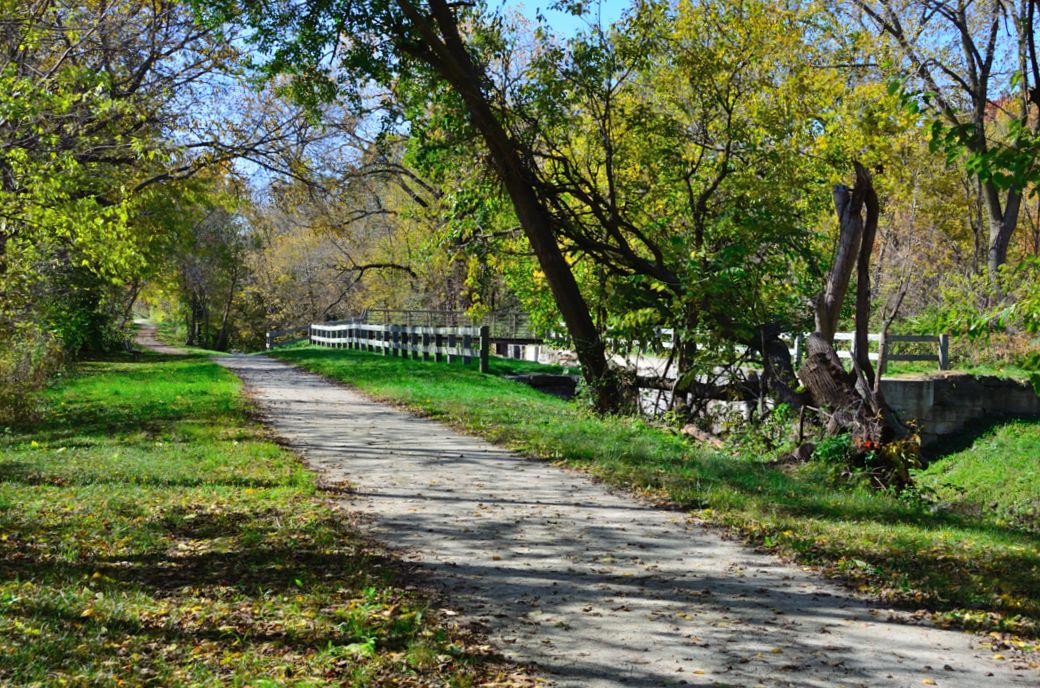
[881,374,1040,446]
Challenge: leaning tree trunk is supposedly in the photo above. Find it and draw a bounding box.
[797,164,914,484]
[394,0,619,412]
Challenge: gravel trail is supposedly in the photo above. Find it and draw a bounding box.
[133,322,187,355]
[217,353,1037,688]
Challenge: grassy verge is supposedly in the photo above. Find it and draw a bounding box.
[917,420,1040,535]
[271,345,1040,652]
[146,320,230,356]
[884,358,1036,381]
[0,352,525,686]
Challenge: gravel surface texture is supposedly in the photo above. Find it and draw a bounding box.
[216,353,1037,688]
[133,322,187,355]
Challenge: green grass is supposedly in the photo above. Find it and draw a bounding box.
[0,352,522,686]
[883,358,1035,380]
[146,319,230,356]
[917,420,1040,534]
[272,345,1040,648]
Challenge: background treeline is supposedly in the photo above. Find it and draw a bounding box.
[3,0,1039,422]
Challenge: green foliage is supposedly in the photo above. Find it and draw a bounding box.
[723,403,796,458]
[0,353,519,684]
[0,326,64,425]
[810,433,856,481]
[0,1,183,357]
[811,432,921,490]
[928,258,1040,338]
[521,0,837,352]
[924,96,1040,194]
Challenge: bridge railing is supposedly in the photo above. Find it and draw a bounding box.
[309,322,490,373]
[789,332,950,372]
[651,329,949,372]
[265,325,310,350]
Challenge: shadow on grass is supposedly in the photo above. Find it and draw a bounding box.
[922,415,1033,463]
[0,350,519,685]
[0,529,428,680]
[580,450,1040,544]
[0,513,375,598]
[0,460,283,489]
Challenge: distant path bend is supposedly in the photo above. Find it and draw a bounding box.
[217,353,1037,688]
[133,321,187,355]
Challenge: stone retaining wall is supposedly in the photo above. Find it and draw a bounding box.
[880,373,1040,446]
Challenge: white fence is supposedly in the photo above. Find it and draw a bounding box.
[278,320,950,378]
[308,322,490,373]
[265,325,309,350]
[653,329,950,372]
[790,332,950,372]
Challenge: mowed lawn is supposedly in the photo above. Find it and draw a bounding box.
[273,345,1040,652]
[0,353,523,687]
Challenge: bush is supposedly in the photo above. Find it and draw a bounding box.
[0,327,65,425]
[811,432,920,490]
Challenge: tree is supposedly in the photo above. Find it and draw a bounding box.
[798,164,916,486]
[854,0,1040,275]
[194,0,620,408]
[485,0,844,407]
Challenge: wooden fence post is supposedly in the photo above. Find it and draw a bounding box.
[938,333,950,371]
[479,325,489,373]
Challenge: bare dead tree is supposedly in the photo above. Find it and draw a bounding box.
[797,164,914,481]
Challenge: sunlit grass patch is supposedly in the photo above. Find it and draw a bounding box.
[0,353,524,686]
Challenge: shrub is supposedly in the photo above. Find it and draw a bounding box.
[0,326,65,425]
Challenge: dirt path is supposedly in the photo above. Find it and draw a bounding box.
[133,321,187,355]
[216,353,1036,688]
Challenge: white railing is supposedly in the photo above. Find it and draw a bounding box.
[643,329,950,372]
[790,332,950,372]
[264,325,309,350]
[308,322,490,373]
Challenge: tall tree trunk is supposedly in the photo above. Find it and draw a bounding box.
[983,180,1021,276]
[201,299,210,349]
[853,176,879,392]
[395,0,617,411]
[214,267,239,352]
[186,298,198,346]
[119,280,143,330]
[798,164,912,478]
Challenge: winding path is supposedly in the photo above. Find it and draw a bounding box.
[133,322,188,355]
[213,353,1035,688]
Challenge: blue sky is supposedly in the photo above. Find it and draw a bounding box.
[501,0,629,37]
